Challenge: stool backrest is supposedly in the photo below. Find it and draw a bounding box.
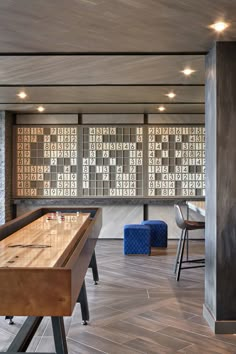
[174,204,186,230]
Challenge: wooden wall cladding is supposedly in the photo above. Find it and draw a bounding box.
[14,124,205,198]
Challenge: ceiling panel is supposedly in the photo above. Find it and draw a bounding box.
[0,55,204,85]
[0,103,204,114]
[0,1,235,52]
[0,86,204,103]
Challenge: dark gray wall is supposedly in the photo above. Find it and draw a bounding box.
[0,111,14,224]
[205,44,217,320]
[0,112,5,224]
[205,42,236,332]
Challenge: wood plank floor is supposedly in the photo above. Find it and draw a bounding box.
[0,240,236,354]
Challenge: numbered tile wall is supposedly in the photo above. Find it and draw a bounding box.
[14,124,205,198]
[82,126,143,197]
[16,126,78,197]
[148,126,205,197]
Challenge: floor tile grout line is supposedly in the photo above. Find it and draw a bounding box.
[135,314,176,329]
[120,318,161,333]
[67,336,108,354]
[69,325,136,348]
[144,311,212,331]
[149,326,194,350]
[34,318,51,352]
[155,324,236,348]
[67,334,146,354]
[0,325,20,338]
[103,298,173,315]
[151,309,201,320]
[187,314,200,320]
[177,343,195,352]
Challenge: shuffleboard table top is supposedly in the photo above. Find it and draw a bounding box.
[0,213,90,268]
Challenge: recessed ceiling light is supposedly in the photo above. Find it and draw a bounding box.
[210,21,229,32]
[158,106,166,112]
[181,68,196,76]
[37,106,45,112]
[17,91,27,99]
[165,92,176,99]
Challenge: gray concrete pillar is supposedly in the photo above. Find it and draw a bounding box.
[204,42,236,334]
[0,111,13,224]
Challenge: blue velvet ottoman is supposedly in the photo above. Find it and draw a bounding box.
[124,224,151,255]
[141,220,168,247]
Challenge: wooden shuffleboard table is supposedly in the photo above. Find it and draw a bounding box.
[0,207,102,354]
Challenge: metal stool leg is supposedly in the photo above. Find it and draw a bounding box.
[176,229,187,281]
[186,203,189,262]
[174,229,184,274]
[186,230,189,261]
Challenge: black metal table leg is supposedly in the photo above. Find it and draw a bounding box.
[5,316,14,325]
[89,250,99,285]
[7,316,43,352]
[51,317,68,354]
[77,280,89,325]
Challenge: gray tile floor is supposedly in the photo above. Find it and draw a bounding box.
[1,241,235,353]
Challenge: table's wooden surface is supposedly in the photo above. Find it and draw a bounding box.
[0,213,90,268]
[0,207,102,316]
[187,201,205,216]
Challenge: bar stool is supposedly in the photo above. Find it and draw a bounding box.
[174,204,205,281]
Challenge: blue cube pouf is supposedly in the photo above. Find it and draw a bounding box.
[124,224,151,255]
[141,220,168,248]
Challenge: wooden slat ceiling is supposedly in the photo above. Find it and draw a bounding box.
[0,103,204,114]
[0,0,235,115]
[0,55,205,114]
[0,1,235,52]
[0,56,204,85]
[0,86,204,103]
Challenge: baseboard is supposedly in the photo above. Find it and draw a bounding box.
[203,304,236,334]
[97,238,205,241]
